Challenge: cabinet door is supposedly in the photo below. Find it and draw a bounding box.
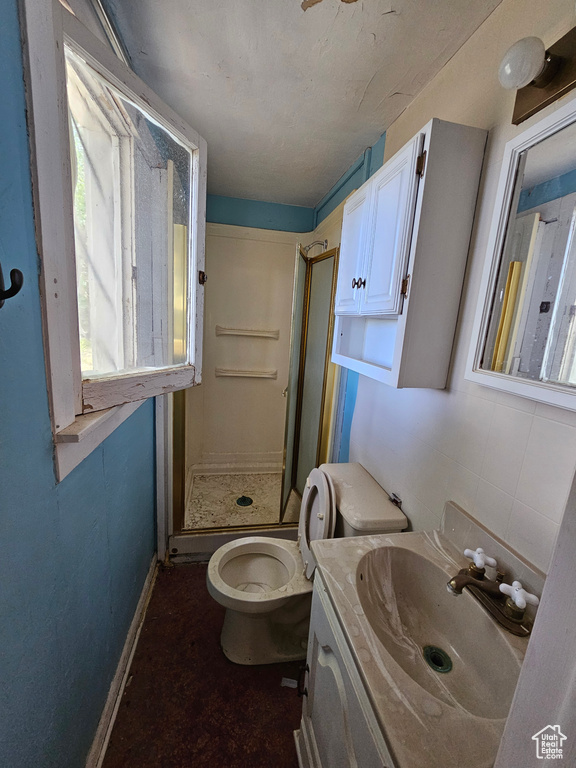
[300,584,393,768]
[362,135,422,315]
[334,184,371,315]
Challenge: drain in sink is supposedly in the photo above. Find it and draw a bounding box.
[423,645,453,673]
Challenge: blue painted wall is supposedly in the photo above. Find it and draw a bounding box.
[314,132,386,227]
[207,194,314,232]
[518,167,576,212]
[0,4,156,766]
[0,0,384,758]
[337,370,360,463]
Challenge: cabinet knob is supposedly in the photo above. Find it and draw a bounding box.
[358,277,366,289]
[352,277,358,289]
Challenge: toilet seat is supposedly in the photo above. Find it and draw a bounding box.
[206,537,312,614]
[207,468,337,615]
[298,467,336,579]
[206,462,408,665]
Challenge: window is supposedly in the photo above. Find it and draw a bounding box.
[21,0,206,479]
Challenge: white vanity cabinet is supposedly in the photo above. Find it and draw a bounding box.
[294,574,395,768]
[332,118,487,388]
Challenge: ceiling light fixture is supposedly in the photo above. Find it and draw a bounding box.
[498,37,560,90]
[499,26,576,124]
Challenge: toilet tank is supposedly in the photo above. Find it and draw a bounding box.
[320,462,407,537]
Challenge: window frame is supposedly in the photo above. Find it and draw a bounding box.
[21,0,206,480]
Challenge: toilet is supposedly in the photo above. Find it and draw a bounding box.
[206,462,407,664]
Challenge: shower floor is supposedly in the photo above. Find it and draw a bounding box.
[184,472,284,529]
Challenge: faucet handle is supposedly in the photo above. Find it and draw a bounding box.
[499,580,540,610]
[464,547,497,569]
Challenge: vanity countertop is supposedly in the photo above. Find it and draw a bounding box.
[312,526,530,768]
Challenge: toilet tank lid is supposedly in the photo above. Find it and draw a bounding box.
[319,463,407,532]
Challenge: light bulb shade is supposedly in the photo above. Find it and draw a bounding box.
[498,37,546,90]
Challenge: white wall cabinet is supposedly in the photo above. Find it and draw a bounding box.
[334,184,372,315]
[332,118,486,388]
[294,575,395,768]
[334,136,422,317]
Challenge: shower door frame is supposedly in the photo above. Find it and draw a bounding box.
[280,246,340,519]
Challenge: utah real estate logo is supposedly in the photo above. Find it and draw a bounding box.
[532,725,567,760]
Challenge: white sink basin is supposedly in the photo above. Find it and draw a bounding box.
[356,546,520,718]
[311,523,532,768]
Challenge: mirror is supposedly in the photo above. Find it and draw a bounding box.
[468,95,576,410]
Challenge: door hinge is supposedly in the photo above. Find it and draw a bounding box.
[401,274,410,297]
[198,270,208,285]
[416,151,427,178]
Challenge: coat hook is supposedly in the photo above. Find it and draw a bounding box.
[0,263,24,309]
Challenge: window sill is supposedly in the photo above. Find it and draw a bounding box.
[54,400,145,481]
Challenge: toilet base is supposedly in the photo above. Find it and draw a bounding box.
[220,592,312,665]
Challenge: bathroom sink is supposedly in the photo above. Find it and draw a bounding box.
[356,546,521,719]
[310,505,539,767]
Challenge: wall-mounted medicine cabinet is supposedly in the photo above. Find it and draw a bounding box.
[332,118,487,388]
[467,93,576,411]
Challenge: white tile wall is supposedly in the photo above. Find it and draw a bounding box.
[506,500,561,572]
[516,417,576,523]
[446,462,479,513]
[451,393,494,475]
[472,479,514,540]
[480,404,532,496]
[345,0,576,575]
[350,377,575,572]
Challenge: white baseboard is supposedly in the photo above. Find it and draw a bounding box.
[85,555,158,768]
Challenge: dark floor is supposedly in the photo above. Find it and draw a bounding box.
[102,562,302,768]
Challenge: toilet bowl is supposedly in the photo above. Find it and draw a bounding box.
[207,462,407,665]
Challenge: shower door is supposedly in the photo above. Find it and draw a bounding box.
[281,246,308,514]
[281,247,339,519]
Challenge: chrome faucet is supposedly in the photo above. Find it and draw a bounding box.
[447,547,539,637]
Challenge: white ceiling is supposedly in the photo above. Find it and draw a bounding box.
[104,0,503,207]
[523,121,576,188]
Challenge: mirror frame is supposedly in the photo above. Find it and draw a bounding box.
[467,92,576,411]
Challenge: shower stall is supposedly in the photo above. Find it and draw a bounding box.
[168,229,339,556]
